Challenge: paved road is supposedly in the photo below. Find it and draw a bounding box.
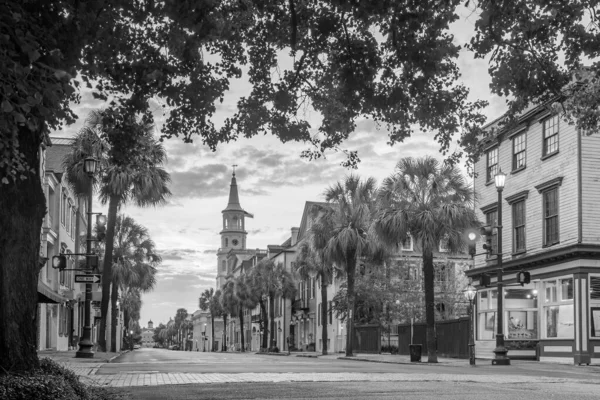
[68,348,600,398]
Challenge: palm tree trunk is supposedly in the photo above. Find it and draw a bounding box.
[321,277,329,355]
[239,307,245,352]
[345,256,356,357]
[423,246,438,363]
[110,282,119,352]
[269,294,276,350]
[211,314,215,352]
[99,194,119,352]
[222,314,227,351]
[259,298,268,350]
[0,128,45,372]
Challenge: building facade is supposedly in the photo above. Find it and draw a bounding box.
[467,104,600,364]
[141,320,155,347]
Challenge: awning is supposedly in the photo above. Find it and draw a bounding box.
[37,281,67,304]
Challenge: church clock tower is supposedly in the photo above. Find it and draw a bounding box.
[216,167,253,288]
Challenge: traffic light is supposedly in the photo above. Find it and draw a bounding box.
[464,228,479,258]
[480,226,494,256]
[516,271,531,286]
[52,255,67,270]
[96,214,107,241]
[480,273,491,287]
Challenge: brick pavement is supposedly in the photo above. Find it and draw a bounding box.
[59,365,589,388]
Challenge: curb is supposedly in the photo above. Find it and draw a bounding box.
[255,352,290,356]
[336,356,468,367]
[107,350,129,363]
[295,354,319,358]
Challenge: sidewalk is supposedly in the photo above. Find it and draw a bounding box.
[291,352,468,365]
[39,349,128,364]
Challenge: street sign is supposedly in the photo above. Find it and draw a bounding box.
[75,274,101,284]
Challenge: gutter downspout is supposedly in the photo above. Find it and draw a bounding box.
[577,128,583,244]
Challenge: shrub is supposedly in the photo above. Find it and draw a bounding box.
[0,373,78,400]
[268,346,279,353]
[39,358,89,399]
[381,345,399,354]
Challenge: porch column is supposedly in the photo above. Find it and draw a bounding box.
[574,272,591,365]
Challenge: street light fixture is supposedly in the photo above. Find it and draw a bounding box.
[463,283,476,366]
[130,330,134,351]
[493,169,510,366]
[76,157,97,358]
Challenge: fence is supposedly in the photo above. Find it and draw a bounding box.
[397,317,470,358]
[353,324,381,354]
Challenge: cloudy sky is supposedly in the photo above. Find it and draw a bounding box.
[57,6,508,328]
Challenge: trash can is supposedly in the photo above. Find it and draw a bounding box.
[409,344,422,362]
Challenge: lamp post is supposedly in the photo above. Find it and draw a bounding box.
[203,323,207,352]
[493,170,510,365]
[464,283,477,366]
[130,329,134,351]
[76,157,97,358]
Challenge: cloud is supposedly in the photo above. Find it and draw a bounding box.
[168,164,230,198]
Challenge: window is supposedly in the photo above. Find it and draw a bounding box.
[512,200,526,252]
[66,203,71,233]
[318,303,321,326]
[543,278,574,339]
[434,262,447,282]
[438,236,449,252]
[71,208,76,239]
[485,209,498,256]
[221,260,226,272]
[399,235,413,251]
[512,132,526,170]
[61,192,67,225]
[543,188,559,246]
[486,147,498,182]
[543,115,559,156]
[591,276,600,337]
[225,238,228,247]
[328,301,332,324]
[477,289,498,340]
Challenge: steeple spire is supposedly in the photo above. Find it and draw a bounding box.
[224,167,242,211]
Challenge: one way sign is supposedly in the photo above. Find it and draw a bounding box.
[75,274,101,284]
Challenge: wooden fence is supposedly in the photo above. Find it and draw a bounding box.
[353,324,381,353]
[397,317,470,358]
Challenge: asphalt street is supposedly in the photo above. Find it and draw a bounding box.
[89,348,600,399]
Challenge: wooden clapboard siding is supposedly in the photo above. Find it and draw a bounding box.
[581,133,600,244]
[473,113,580,270]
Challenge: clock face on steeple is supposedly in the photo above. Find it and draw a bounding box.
[232,239,239,246]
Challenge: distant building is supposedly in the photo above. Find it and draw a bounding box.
[141,320,155,347]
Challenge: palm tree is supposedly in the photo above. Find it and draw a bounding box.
[373,156,478,363]
[63,110,171,351]
[109,214,159,352]
[220,277,239,351]
[199,288,218,352]
[234,273,261,352]
[174,308,188,350]
[212,290,225,351]
[252,259,296,351]
[247,267,270,350]
[312,175,378,356]
[295,222,334,355]
[120,287,142,347]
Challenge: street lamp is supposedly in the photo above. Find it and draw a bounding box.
[76,157,97,359]
[130,329,134,351]
[463,283,477,366]
[203,323,207,352]
[493,169,510,365]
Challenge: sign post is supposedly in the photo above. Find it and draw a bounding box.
[75,274,101,284]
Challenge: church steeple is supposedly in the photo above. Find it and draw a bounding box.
[216,167,253,288]
[223,167,242,212]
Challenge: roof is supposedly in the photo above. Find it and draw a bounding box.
[46,137,74,173]
[297,201,329,243]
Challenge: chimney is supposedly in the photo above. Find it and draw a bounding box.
[291,227,300,246]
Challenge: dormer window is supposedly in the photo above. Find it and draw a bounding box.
[399,235,413,251]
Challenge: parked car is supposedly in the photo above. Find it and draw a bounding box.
[168,344,179,350]
[133,344,141,349]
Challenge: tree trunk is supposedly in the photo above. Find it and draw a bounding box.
[110,282,119,352]
[123,308,130,349]
[98,194,119,352]
[423,246,438,363]
[269,294,276,350]
[0,129,45,372]
[321,276,329,355]
[259,298,268,350]
[211,314,215,352]
[239,307,245,352]
[345,255,356,357]
[222,314,227,351]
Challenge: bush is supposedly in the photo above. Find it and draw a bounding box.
[268,346,279,353]
[0,358,123,400]
[381,345,399,354]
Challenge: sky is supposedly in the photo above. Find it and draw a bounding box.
[54,6,508,328]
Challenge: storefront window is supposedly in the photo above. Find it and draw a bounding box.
[477,289,498,340]
[543,278,574,338]
[590,276,600,337]
[505,288,538,339]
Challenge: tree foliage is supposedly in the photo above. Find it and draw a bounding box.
[467,0,600,157]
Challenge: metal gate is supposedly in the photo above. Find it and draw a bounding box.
[353,324,381,353]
